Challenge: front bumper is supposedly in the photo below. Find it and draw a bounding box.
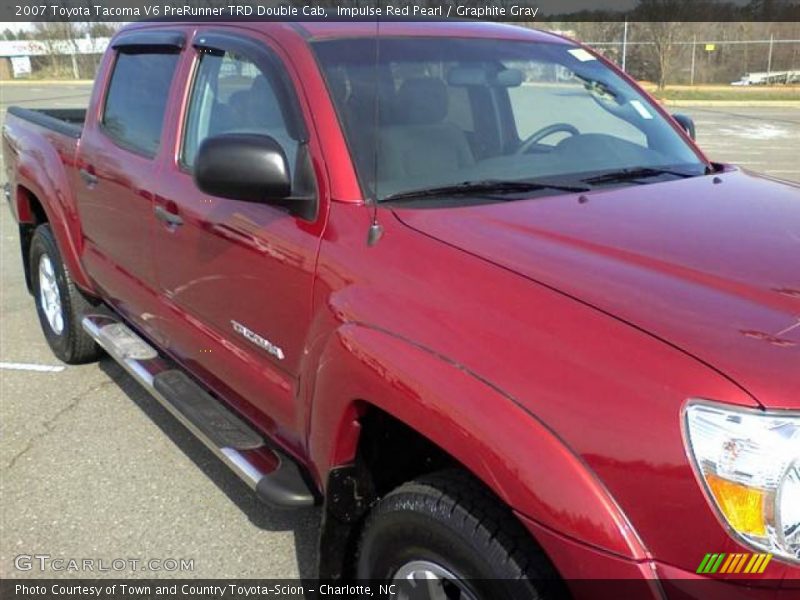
[657,563,798,600]
[517,513,799,600]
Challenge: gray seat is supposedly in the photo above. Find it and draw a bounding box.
[377,78,474,183]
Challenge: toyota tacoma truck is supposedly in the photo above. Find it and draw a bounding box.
[3,20,799,599]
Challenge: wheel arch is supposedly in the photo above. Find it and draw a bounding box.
[310,322,648,577]
[15,186,49,293]
[13,160,93,293]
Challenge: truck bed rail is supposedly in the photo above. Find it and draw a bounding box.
[7,107,85,139]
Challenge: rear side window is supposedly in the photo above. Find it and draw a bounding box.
[181,51,298,171]
[102,51,180,157]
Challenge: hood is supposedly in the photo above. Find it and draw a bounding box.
[394,170,800,409]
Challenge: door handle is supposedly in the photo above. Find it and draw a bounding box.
[154,204,183,226]
[79,168,98,186]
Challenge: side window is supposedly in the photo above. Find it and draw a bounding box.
[102,51,179,156]
[182,50,298,172]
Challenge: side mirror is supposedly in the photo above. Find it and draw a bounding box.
[672,113,696,141]
[194,133,291,203]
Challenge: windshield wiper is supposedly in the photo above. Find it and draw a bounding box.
[381,179,589,202]
[583,166,701,185]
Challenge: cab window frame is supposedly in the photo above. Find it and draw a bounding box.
[178,31,308,175]
[100,44,183,160]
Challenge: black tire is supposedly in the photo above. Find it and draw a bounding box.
[30,224,101,364]
[356,469,565,600]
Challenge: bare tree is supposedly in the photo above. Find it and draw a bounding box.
[31,1,120,79]
[32,22,82,78]
[634,0,700,88]
[646,21,683,88]
[570,22,627,65]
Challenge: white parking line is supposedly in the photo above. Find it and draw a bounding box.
[0,362,65,373]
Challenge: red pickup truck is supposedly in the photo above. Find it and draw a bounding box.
[3,20,798,598]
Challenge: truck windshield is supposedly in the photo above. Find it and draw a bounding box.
[313,37,708,202]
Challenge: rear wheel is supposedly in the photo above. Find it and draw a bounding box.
[30,224,101,364]
[356,470,563,600]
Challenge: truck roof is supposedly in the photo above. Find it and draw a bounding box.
[123,20,570,45]
[295,21,569,43]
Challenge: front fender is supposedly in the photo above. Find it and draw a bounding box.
[309,322,647,560]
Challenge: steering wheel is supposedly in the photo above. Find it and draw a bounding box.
[516,123,580,155]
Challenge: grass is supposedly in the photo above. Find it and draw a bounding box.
[639,83,800,102]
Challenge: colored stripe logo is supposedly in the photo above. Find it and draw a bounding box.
[696,552,772,574]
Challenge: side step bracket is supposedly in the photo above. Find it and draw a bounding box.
[82,313,315,509]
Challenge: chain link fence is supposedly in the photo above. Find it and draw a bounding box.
[589,37,800,86]
[2,22,800,86]
[555,22,800,87]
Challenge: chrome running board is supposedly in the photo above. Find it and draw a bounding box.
[82,313,315,508]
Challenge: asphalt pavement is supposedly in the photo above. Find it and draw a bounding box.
[688,105,800,181]
[0,82,797,580]
[0,83,320,579]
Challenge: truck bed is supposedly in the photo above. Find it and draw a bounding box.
[3,105,85,228]
[6,107,85,139]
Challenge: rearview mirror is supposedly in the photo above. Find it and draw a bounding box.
[194,133,291,202]
[672,113,696,140]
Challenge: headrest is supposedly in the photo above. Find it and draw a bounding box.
[346,79,400,125]
[397,78,448,125]
[448,67,523,88]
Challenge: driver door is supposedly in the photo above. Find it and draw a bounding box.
[152,30,324,446]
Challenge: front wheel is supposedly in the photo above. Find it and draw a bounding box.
[30,224,101,364]
[356,470,563,599]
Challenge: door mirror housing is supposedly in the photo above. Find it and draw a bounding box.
[672,113,696,140]
[194,133,291,202]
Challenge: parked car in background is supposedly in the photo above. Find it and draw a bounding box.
[731,70,800,85]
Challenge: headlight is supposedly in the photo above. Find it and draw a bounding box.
[683,401,800,563]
